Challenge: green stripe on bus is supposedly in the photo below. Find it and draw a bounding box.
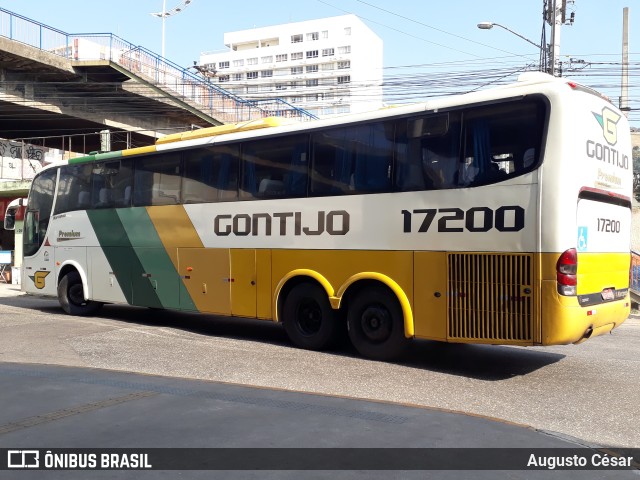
[87,209,142,305]
[68,156,96,165]
[68,151,123,165]
[87,208,164,308]
[95,151,123,161]
[116,208,193,310]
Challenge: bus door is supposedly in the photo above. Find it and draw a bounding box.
[23,169,57,296]
[23,209,56,296]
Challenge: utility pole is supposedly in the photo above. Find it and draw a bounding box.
[550,0,562,76]
[621,7,630,116]
[545,0,575,76]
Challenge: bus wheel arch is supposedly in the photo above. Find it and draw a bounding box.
[276,272,342,351]
[339,276,413,361]
[57,265,102,316]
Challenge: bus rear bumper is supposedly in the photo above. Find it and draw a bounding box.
[540,281,630,345]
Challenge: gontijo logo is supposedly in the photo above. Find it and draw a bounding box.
[592,106,621,146]
[587,106,628,171]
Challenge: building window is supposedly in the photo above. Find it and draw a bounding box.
[321,63,334,71]
[233,59,244,67]
[306,65,318,73]
[322,48,334,57]
[306,50,319,59]
[233,73,244,81]
[291,66,303,75]
[291,34,303,43]
[306,79,319,87]
[247,57,258,65]
[337,61,351,69]
[338,46,351,54]
[261,70,273,78]
[247,85,258,93]
[261,56,273,63]
[344,27,352,36]
[247,71,258,80]
[218,61,229,69]
[275,83,287,90]
[276,54,288,62]
[291,96,302,103]
[218,75,230,83]
[291,52,303,61]
[322,30,329,39]
[307,32,319,41]
[204,62,216,70]
[337,75,351,84]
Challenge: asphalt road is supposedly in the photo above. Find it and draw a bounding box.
[0,283,638,450]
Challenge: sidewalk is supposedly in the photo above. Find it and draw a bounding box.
[0,281,24,298]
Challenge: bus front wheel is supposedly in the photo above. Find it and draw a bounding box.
[347,286,408,361]
[58,271,103,316]
[282,283,340,351]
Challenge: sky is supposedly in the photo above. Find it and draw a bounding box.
[1,0,637,122]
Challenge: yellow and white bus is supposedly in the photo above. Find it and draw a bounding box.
[16,72,632,360]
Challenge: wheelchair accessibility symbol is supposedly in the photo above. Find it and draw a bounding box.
[577,226,588,252]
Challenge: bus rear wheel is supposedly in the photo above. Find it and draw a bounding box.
[282,283,340,351]
[58,271,103,316]
[347,286,408,361]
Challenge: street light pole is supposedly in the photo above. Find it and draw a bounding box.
[477,22,547,73]
[150,0,193,59]
[477,22,543,51]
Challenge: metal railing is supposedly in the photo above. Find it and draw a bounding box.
[0,7,317,124]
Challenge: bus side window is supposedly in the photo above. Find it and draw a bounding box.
[54,164,91,214]
[396,113,460,191]
[460,100,545,187]
[311,122,393,196]
[90,160,133,209]
[241,135,308,200]
[182,145,239,203]
[133,153,182,206]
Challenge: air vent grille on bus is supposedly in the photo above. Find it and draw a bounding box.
[447,253,533,343]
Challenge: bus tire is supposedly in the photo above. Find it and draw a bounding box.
[282,283,340,351]
[58,271,103,316]
[347,286,408,361]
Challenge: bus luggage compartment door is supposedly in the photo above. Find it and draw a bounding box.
[178,248,231,315]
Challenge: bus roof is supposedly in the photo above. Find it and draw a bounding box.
[156,116,297,145]
[63,73,615,167]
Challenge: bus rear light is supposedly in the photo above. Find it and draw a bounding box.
[556,248,577,296]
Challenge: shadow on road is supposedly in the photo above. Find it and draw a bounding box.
[3,294,565,381]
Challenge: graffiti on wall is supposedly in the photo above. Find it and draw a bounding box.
[0,140,45,180]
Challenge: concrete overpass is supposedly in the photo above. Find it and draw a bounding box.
[0,7,315,252]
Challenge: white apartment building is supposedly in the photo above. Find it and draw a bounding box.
[199,14,383,118]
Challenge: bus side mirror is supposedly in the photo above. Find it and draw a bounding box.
[4,209,16,231]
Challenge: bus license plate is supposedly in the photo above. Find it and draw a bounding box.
[601,288,615,301]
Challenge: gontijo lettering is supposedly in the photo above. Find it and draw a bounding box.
[214,210,350,236]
